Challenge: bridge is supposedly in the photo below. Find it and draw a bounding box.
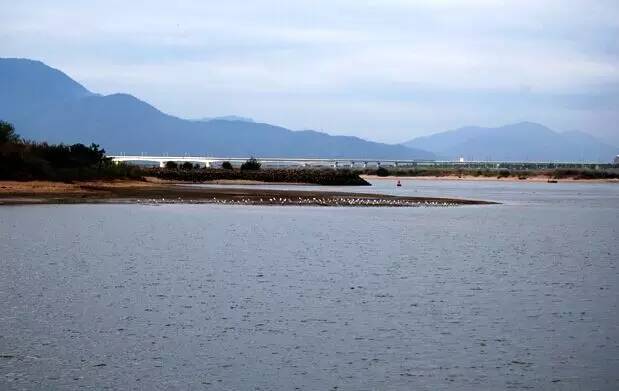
[108,155,614,170]
[108,155,424,168]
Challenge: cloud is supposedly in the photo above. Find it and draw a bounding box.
[1,0,618,144]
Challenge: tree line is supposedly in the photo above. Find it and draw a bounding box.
[0,121,139,180]
[163,157,261,171]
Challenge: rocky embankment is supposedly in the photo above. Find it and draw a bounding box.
[150,168,371,186]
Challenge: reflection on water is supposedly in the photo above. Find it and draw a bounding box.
[1,180,618,390]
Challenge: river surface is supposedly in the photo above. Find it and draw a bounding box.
[1,179,618,390]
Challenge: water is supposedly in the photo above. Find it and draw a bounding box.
[191,178,619,206]
[1,180,618,390]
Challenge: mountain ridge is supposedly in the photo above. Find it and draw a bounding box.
[0,58,434,159]
[403,122,617,162]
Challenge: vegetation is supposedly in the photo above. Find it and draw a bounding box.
[551,168,619,180]
[221,161,233,170]
[240,157,261,171]
[0,121,141,181]
[497,169,511,178]
[151,167,370,186]
[375,167,390,177]
[0,121,20,144]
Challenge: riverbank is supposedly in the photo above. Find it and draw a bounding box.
[150,167,371,186]
[0,180,495,207]
[361,174,619,183]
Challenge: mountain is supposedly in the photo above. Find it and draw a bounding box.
[0,58,93,118]
[0,58,434,159]
[194,115,255,123]
[403,122,618,162]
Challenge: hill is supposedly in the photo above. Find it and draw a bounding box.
[403,122,618,162]
[0,58,434,159]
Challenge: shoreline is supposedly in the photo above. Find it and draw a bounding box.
[146,177,311,186]
[361,175,619,183]
[0,180,495,207]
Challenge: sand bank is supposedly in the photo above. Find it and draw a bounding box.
[0,180,494,207]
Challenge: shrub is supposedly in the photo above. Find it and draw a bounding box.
[28,142,108,168]
[222,161,233,170]
[497,169,511,178]
[181,161,194,170]
[240,157,261,171]
[165,161,178,169]
[376,166,390,177]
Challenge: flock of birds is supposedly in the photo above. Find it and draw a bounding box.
[136,196,458,207]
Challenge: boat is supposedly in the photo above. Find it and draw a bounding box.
[396,180,402,187]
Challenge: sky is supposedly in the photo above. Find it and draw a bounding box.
[2,0,619,145]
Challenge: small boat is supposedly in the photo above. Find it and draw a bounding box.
[547,179,558,183]
[396,180,402,187]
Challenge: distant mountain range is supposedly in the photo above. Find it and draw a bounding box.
[193,115,255,123]
[403,122,618,162]
[0,58,433,159]
[1,58,616,162]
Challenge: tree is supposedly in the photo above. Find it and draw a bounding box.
[240,157,261,171]
[27,142,108,168]
[222,161,233,170]
[165,161,178,169]
[181,161,194,170]
[0,121,20,144]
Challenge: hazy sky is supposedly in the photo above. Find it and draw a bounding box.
[2,0,619,144]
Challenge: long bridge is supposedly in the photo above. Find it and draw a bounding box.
[109,155,615,170]
[110,155,431,168]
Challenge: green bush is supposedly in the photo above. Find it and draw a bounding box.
[240,157,261,171]
[0,121,136,181]
[497,169,511,178]
[376,166,390,177]
[222,161,233,170]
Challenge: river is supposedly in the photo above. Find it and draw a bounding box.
[1,179,618,390]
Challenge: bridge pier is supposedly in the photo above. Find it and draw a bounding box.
[159,161,166,168]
